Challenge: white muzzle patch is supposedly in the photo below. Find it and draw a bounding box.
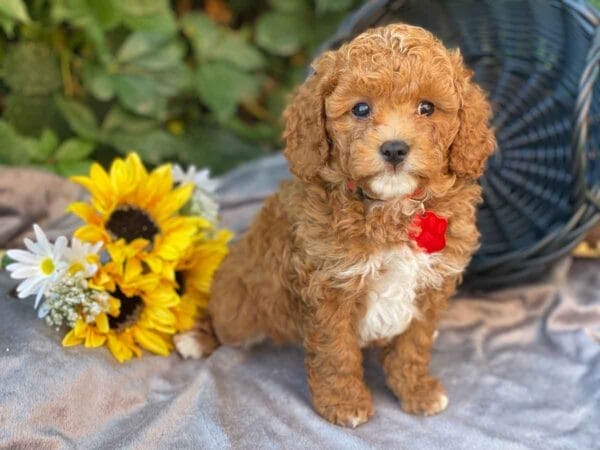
[369,172,418,200]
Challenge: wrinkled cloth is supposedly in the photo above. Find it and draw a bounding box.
[1,156,599,449]
[0,168,84,248]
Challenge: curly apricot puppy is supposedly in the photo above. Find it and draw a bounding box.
[175,24,495,427]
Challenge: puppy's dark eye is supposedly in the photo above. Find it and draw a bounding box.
[417,101,435,116]
[352,102,371,118]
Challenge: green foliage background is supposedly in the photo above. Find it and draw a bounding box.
[0,0,359,176]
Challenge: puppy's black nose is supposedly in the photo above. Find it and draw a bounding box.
[379,140,409,167]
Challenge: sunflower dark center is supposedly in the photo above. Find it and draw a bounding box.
[108,288,142,329]
[106,205,160,243]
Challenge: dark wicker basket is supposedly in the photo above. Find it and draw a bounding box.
[322,0,600,289]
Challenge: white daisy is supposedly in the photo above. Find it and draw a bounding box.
[172,164,219,193]
[6,224,68,307]
[64,237,102,278]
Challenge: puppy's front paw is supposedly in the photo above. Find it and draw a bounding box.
[400,377,448,416]
[313,384,374,428]
[174,329,219,359]
[174,331,205,359]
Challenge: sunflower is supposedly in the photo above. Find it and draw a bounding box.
[68,153,208,280]
[173,229,233,332]
[62,268,180,363]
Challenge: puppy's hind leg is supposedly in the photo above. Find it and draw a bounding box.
[174,316,220,360]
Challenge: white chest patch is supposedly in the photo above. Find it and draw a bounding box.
[352,246,445,346]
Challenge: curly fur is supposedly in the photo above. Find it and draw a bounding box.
[176,24,496,427]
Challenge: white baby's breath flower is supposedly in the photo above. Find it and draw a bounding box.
[41,277,110,328]
[172,164,219,193]
[6,224,68,308]
[172,164,221,225]
[189,189,220,225]
[64,238,102,278]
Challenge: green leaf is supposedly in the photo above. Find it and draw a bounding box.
[112,74,167,119]
[55,97,99,140]
[101,106,157,134]
[0,0,30,22]
[55,160,94,177]
[55,138,95,162]
[180,126,265,175]
[268,0,308,12]
[117,32,176,64]
[226,118,280,144]
[181,13,265,71]
[82,63,115,101]
[315,0,354,15]
[52,0,120,30]
[100,106,178,164]
[108,32,188,117]
[255,12,308,56]
[116,0,177,35]
[0,0,29,36]
[0,42,62,95]
[107,129,179,165]
[51,0,119,64]
[0,120,38,165]
[31,129,60,163]
[194,62,263,122]
[1,253,14,270]
[3,94,69,138]
[0,16,16,37]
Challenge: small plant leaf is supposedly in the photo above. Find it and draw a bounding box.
[181,13,265,71]
[32,129,60,162]
[255,12,308,56]
[55,159,94,177]
[55,97,99,140]
[55,138,95,162]
[315,0,354,15]
[0,0,30,23]
[0,120,38,165]
[112,74,167,119]
[194,62,263,122]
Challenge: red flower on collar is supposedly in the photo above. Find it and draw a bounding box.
[409,211,448,253]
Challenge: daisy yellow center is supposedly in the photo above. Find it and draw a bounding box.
[69,262,85,275]
[40,257,55,275]
[109,288,142,330]
[106,205,160,243]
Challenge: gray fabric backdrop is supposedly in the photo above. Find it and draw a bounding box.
[1,155,599,449]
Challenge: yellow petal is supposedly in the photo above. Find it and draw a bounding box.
[133,327,170,356]
[62,329,84,347]
[144,284,179,307]
[143,165,173,205]
[73,319,88,338]
[154,183,193,220]
[144,305,176,325]
[74,225,108,244]
[95,313,109,333]
[90,163,115,209]
[107,334,133,363]
[71,163,114,209]
[68,202,102,224]
[108,297,121,316]
[148,322,177,334]
[84,328,107,348]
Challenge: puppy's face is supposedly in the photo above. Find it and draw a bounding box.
[283,25,495,195]
[325,44,461,199]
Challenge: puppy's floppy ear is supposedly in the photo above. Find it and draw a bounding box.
[449,50,496,179]
[283,52,337,182]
